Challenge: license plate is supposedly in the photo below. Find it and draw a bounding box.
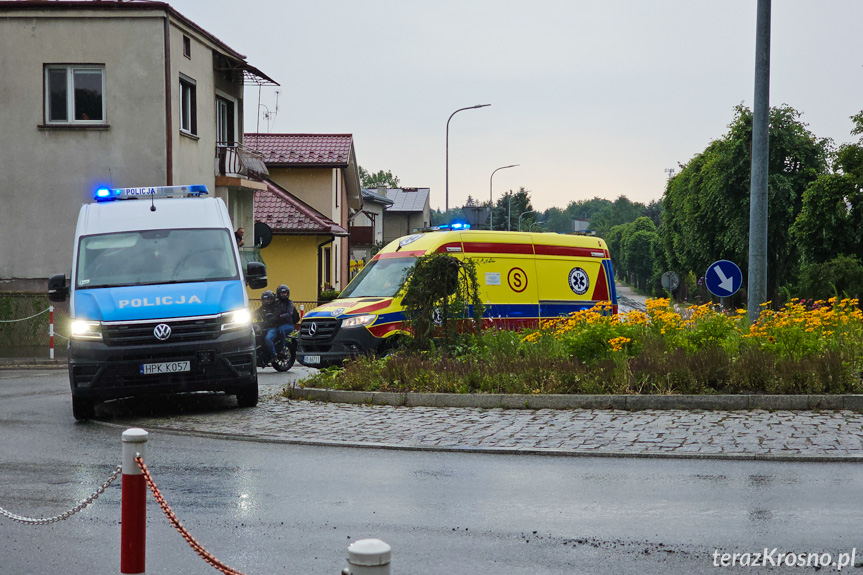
[140,361,190,375]
[303,355,320,365]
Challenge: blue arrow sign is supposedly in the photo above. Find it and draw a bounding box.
[705,260,742,297]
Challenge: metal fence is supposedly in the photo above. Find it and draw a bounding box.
[0,294,69,359]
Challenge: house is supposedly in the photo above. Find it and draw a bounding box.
[0,0,276,293]
[382,188,431,244]
[252,181,347,304]
[244,134,363,292]
[352,186,394,268]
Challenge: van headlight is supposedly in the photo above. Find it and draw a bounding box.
[341,314,376,328]
[71,320,103,341]
[221,308,252,331]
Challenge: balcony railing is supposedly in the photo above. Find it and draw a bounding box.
[216,142,269,180]
[349,225,374,246]
[239,247,265,270]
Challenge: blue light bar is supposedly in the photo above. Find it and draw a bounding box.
[94,185,209,201]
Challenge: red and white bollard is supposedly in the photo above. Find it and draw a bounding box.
[300,303,305,319]
[121,428,148,574]
[48,305,54,360]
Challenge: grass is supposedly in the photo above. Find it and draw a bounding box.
[295,297,863,396]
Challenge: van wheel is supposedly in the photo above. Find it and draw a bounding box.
[379,336,404,359]
[236,385,258,408]
[72,397,95,421]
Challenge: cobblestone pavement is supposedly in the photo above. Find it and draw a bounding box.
[110,370,863,461]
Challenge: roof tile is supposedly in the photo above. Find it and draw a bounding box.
[245,133,353,166]
[255,180,348,236]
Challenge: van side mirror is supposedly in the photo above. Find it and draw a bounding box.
[48,274,69,302]
[246,262,267,290]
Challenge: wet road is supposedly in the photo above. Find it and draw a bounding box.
[2,369,863,574]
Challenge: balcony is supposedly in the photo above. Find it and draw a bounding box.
[216,142,269,180]
[239,248,265,270]
[350,225,374,246]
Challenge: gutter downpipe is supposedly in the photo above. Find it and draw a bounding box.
[163,14,173,185]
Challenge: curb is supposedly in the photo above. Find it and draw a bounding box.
[288,387,863,411]
[0,359,66,369]
[93,420,863,463]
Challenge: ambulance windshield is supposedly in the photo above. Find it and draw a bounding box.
[76,228,239,289]
[339,257,415,298]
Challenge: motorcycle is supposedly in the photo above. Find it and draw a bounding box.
[253,321,297,372]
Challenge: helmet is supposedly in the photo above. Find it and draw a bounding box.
[261,290,275,305]
[276,284,290,300]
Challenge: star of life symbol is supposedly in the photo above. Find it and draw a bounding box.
[153,323,172,341]
[432,308,443,326]
[568,267,590,295]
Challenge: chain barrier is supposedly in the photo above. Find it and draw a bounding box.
[135,455,247,575]
[0,308,49,323]
[0,464,122,525]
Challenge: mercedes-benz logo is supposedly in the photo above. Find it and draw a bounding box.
[153,323,172,340]
[309,322,317,336]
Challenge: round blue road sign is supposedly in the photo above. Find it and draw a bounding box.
[704,260,743,297]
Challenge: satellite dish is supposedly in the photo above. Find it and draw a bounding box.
[254,222,273,249]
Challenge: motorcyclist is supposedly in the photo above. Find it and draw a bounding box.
[266,284,299,361]
[255,290,278,364]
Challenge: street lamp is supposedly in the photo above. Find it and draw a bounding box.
[446,104,490,213]
[489,164,518,230]
[518,210,537,232]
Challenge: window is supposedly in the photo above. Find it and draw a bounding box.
[183,35,191,59]
[215,95,235,144]
[45,65,105,124]
[179,75,197,135]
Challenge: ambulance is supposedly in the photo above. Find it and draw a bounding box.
[297,230,617,367]
[48,185,268,420]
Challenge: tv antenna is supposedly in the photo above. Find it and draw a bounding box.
[664,167,676,179]
[256,89,280,133]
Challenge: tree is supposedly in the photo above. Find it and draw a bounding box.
[359,166,400,189]
[492,187,534,231]
[657,104,828,302]
[590,195,647,239]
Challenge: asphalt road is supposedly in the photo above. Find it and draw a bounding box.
[3,369,863,574]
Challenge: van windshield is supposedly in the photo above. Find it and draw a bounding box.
[76,228,239,289]
[339,257,415,298]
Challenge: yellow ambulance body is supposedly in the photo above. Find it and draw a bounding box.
[297,230,617,367]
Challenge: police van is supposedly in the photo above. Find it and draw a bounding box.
[48,185,267,420]
[297,229,617,367]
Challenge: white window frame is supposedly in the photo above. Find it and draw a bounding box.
[179,74,197,136]
[44,65,106,125]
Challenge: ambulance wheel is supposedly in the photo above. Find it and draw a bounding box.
[72,396,95,421]
[379,335,405,358]
[236,385,259,408]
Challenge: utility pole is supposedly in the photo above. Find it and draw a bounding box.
[748,0,770,323]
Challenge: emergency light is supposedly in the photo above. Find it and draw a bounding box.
[93,185,209,201]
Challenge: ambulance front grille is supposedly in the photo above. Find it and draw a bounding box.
[299,318,339,342]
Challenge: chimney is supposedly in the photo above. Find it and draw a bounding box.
[377,185,387,195]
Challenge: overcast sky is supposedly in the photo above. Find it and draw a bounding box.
[168,0,863,212]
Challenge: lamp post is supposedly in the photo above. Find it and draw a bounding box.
[446,104,490,214]
[489,164,518,230]
[518,210,537,232]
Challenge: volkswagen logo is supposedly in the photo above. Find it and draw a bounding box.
[153,323,172,341]
[308,322,318,336]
